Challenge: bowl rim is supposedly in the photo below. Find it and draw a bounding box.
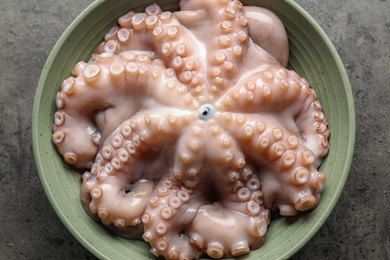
[32,0,355,259]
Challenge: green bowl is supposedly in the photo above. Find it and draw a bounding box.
[32,0,355,259]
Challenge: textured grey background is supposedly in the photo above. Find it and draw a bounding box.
[0,0,389,259]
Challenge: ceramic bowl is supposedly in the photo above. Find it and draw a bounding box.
[32,0,355,259]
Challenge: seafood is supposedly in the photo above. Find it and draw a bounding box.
[52,0,329,258]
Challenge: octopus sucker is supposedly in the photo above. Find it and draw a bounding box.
[52,0,330,259]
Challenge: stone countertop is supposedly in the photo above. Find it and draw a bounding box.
[0,0,388,259]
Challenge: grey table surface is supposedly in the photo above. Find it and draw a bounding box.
[1,0,389,259]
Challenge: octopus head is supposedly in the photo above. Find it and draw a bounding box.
[179,0,233,12]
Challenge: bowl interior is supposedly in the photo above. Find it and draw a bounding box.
[32,0,355,259]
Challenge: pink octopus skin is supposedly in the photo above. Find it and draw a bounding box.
[52,0,330,259]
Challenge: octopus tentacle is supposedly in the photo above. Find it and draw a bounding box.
[96,4,161,52]
[81,110,196,229]
[82,171,154,232]
[95,5,208,94]
[203,121,247,171]
[296,99,330,163]
[215,66,312,113]
[178,0,252,97]
[52,52,199,167]
[142,175,202,259]
[215,113,325,215]
[182,128,269,258]
[88,51,200,110]
[214,66,330,162]
[140,128,207,258]
[171,121,206,188]
[187,198,269,258]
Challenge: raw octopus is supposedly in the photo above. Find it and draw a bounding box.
[52,0,330,259]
